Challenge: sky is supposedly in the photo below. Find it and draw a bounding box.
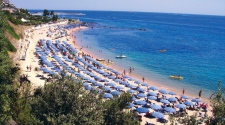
[10,0,225,16]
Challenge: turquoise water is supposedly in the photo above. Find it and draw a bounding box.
[31,10,225,98]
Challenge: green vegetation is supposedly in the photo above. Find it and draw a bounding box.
[5,23,20,39]
[0,8,20,124]
[1,1,225,124]
[210,82,225,125]
[43,9,58,22]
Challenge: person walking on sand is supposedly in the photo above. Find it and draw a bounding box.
[30,65,32,72]
[26,65,29,71]
[142,77,145,82]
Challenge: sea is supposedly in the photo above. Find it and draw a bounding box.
[30,10,225,98]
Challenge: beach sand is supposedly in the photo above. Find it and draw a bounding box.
[19,22,212,125]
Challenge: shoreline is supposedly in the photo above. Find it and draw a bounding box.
[70,27,212,105]
[19,22,213,124]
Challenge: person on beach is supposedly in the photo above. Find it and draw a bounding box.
[30,66,32,72]
[26,65,29,71]
[129,67,132,73]
[142,77,145,82]
[123,70,126,75]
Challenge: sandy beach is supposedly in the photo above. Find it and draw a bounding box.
[19,21,212,125]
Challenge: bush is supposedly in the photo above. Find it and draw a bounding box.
[5,23,20,39]
[6,39,17,52]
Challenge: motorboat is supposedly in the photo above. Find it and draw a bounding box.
[170,75,183,80]
[96,58,105,61]
[116,55,126,58]
[160,49,166,53]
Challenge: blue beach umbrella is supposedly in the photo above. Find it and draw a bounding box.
[160,99,170,104]
[127,89,136,93]
[108,76,116,79]
[191,98,201,103]
[164,107,176,113]
[128,103,135,108]
[169,92,176,95]
[132,96,137,101]
[137,87,146,92]
[159,89,169,94]
[137,93,147,98]
[149,86,158,91]
[147,96,157,100]
[128,78,135,81]
[135,81,141,84]
[116,86,124,90]
[135,100,147,105]
[120,81,129,86]
[152,112,164,118]
[136,108,149,113]
[150,104,162,110]
[141,83,150,86]
[127,84,136,89]
[103,93,113,99]
[181,95,189,99]
[111,91,121,96]
[175,104,186,109]
[94,83,103,87]
[85,85,92,90]
[103,86,111,91]
[123,75,130,78]
[184,101,194,106]
[105,82,116,87]
[83,82,89,87]
[148,91,157,96]
[168,97,177,102]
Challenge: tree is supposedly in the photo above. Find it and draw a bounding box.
[30,74,104,125]
[43,9,49,16]
[210,81,225,125]
[50,10,54,16]
[103,93,139,125]
[52,14,58,22]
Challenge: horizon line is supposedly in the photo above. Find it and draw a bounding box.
[26,9,225,17]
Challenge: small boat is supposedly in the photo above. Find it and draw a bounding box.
[116,55,126,58]
[170,75,183,80]
[160,49,166,53]
[96,58,105,61]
